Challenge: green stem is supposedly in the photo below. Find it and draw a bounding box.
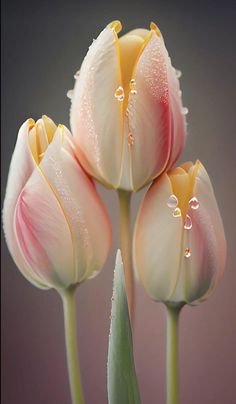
[117,190,134,321]
[60,287,84,404]
[166,304,182,404]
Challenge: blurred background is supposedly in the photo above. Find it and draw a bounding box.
[2,0,236,403]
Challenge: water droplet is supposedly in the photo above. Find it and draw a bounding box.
[184,247,191,258]
[167,194,178,209]
[172,207,181,217]
[128,133,134,146]
[189,197,199,210]
[114,86,125,101]
[130,78,137,94]
[182,107,189,115]
[67,89,74,99]
[74,70,80,79]
[184,214,192,230]
[175,69,182,78]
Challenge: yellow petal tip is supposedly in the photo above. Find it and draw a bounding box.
[108,20,122,34]
[150,22,162,37]
[27,118,35,129]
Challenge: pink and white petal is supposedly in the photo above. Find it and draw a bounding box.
[133,174,183,301]
[3,120,48,288]
[40,127,112,282]
[15,166,75,289]
[183,163,226,303]
[70,26,123,188]
[126,33,172,191]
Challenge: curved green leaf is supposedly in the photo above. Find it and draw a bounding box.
[107,250,141,404]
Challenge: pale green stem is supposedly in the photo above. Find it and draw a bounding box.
[60,287,84,404]
[166,304,183,404]
[117,190,134,321]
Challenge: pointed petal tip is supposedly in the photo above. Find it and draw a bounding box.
[150,21,162,37]
[108,20,122,34]
[27,118,35,129]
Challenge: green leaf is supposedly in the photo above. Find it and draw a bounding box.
[107,250,141,404]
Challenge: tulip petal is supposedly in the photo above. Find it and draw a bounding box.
[125,32,185,191]
[70,26,123,188]
[181,163,226,303]
[39,126,112,282]
[133,174,183,301]
[3,120,49,288]
[15,166,75,289]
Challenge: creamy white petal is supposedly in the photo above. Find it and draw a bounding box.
[133,174,183,301]
[70,26,123,188]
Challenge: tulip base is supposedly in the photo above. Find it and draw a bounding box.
[166,304,183,404]
[117,190,134,320]
[60,287,84,404]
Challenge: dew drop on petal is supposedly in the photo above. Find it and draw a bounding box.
[74,70,80,79]
[130,78,137,94]
[167,194,178,209]
[172,207,181,217]
[182,107,189,115]
[114,86,125,101]
[184,247,191,258]
[128,133,134,146]
[189,197,200,210]
[67,89,74,99]
[175,69,182,78]
[184,214,192,230]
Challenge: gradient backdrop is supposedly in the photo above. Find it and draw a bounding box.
[2,0,236,403]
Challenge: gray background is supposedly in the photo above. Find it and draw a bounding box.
[2,0,236,403]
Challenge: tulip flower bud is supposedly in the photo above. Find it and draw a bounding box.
[70,21,186,191]
[3,116,112,290]
[133,161,226,304]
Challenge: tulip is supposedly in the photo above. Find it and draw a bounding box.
[3,115,112,404]
[3,116,112,290]
[133,160,226,304]
[70,21,186,192]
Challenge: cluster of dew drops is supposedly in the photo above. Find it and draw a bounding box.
[167,194,200,259]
